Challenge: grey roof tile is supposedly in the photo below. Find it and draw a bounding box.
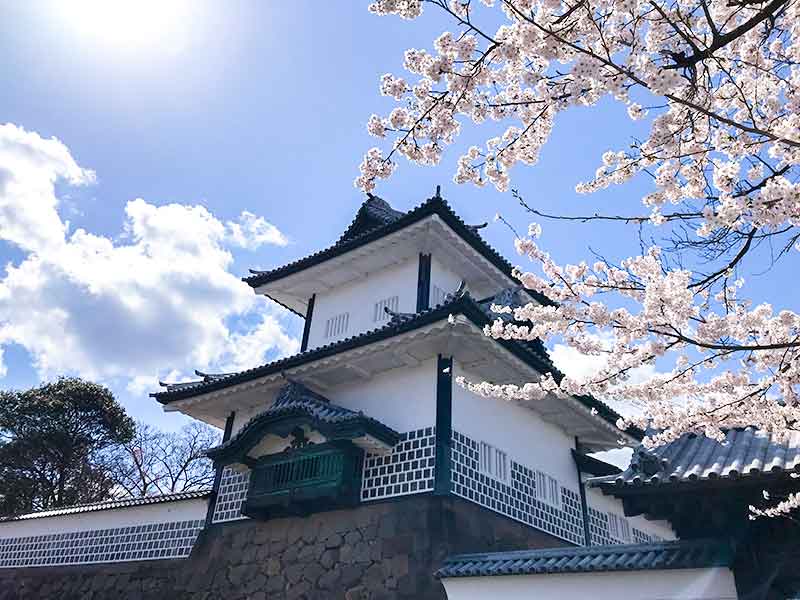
[435,539,732,578]
[591,427,800,490]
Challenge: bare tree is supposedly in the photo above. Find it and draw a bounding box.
[110,421,219,498]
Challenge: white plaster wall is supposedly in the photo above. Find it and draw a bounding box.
[229,390,282,437]
[307,257,419,350]
[430,257,464,305]
[327,360,437,433]
[0,497,208,539]
[587,486,676,541]
[452,361,579,489]
[442,568,738,600]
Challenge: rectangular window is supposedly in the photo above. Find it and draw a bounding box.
[479,441,508,482]
[324,312,349,339]
[608,513,631,542]
[431,284,448,307]
[373,295,399,322]
[535,471,561,508]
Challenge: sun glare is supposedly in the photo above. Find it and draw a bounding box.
[60,0,196,50]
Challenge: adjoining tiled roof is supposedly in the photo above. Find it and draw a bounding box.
[206,381,400,463]
[244,194,552,307]
[0,490,212,522]
[152,293,635,440]
[434,539,733,579]
[590,427,800,490]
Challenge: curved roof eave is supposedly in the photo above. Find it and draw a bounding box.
[152,295,639,441]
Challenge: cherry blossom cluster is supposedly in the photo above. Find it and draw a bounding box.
[359,0,800,237]
[362,0,800,515]
[750,488,800,519]
[482,225,800,450]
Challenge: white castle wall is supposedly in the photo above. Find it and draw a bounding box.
[451,361,672,545]
[587,486,675,542]
[306,257,419,351]
[452,362,578,486]
[430,257,464,305]
[0,496,208,568]
[0,497,207,538]
[327,359,437,433]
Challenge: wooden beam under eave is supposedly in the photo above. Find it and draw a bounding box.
[347,363,373,379]
[394,350,420,367]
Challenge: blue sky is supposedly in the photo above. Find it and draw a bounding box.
[1,2,792,431]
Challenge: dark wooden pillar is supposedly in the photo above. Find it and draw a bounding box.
[204,411,236,528]
[416,253,431,312]
[300,294,315,352]
[434,354,453,495]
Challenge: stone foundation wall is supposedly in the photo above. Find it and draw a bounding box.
[0,495,567,600]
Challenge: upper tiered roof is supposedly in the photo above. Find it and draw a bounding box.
[244,192,551,314]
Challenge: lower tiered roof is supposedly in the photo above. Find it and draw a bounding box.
[153,292,638,442]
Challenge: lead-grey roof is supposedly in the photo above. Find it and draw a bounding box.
[591,427,800,489]
[0,490,211,522]
[435,539,732,578]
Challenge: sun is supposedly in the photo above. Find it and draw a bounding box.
[59,0,195,50]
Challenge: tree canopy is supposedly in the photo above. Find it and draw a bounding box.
[0,377,135,516]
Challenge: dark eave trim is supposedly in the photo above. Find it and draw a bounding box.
[300,294,315,352]
[591,470,800,497]
[417,253,431,313]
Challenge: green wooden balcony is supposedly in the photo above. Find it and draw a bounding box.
[242,441,363,519]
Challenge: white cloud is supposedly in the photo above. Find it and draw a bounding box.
[550,336,660,420]
[0,123,295,387]
[222,314,299,373]
[227,211,288,249]
[550,343,607,382]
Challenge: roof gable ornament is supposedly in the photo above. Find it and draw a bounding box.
[631,446,669,477]
[206,380,400,468]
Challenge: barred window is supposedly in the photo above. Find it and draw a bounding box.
[373,295,399,322]
[324,312,349,339]
[479,441,508,482]
[431,284,448,307]
[608,513,631,542]
[535,471,561,508]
